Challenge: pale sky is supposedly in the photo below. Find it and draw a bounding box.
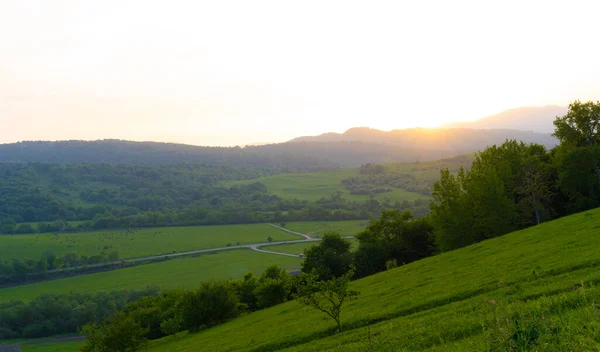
[1,0,599,146]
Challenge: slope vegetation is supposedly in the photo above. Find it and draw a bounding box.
[145,207,600,351]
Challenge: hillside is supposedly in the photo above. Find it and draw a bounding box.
[443,105,568,133]
[289,127,558,153]
[139,207,600,351]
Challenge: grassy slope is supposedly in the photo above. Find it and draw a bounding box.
[142,207,600,352]
[0,249,301,302]
[222,169,428,202]
[0,224,297,261]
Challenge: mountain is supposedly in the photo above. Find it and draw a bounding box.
[289,127,558,152]
[442,105,568,133]
[0,127,559,168]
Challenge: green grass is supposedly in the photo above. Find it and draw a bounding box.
[222,170,428,202]
[0,223,298,262]
[0,249,302,302]
[133,207,600,352]
[266,239,358,255]
[20,340,84,352]
[283,220,368,237]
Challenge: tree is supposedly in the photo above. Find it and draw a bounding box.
[353,210,433,277]
[254,265,292,308]
[80,312,149,352]
[180,281,241,331]
[553,100,600,183]
[296,269,359,332]
[301,232,352,281]
[554,100,600,148]
[552,101,600,213]
[267,236,273,242]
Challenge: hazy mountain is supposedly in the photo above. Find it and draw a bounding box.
[0,127,559,168]
[290,127,558,153]
[442,105,568,133]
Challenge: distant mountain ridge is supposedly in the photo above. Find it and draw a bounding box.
[289,127,558,152]
[0,123,559,167]
[442,105,567,133]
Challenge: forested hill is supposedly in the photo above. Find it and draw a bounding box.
[0,128,557,167]
[289,127,558,151]
[0,140,336,171]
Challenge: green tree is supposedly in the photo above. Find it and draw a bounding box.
[181,281,241,331]
[296,269,359,332]
[553,100,600,150]
[254,265,292,308]
[301,232,352,280]
[354,210,433,277]
[80,312,149,352]
[552,101,600,212]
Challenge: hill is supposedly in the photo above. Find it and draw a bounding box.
[443,105,568,133]
[289,127,558,154]
[0,126,556,169]
[138,207,600,351]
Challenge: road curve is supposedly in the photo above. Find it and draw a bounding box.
[44,224,352,274]
[267,224,313,240]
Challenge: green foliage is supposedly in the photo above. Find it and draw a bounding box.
[0,287,159,339]
[297,269,359,332]
[180,281,242,331]
[301,232,353,281]
[353,210,433,278]
[254,265,293,308]
[430,141,556,251]
[80,312,149,352]
[553,100,600,148]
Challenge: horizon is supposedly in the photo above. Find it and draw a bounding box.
[2,1,599,146]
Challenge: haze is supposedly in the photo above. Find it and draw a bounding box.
[1,0,599,146]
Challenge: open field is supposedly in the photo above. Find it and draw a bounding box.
[128,206,600,352]
[283,220,368,237]
[266,238,358,255]
[222,169,428,202]
[0,249,302,302]
[20,340,84,352]
[0,223,298,262]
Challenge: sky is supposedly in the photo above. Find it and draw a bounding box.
[1,0,599,146]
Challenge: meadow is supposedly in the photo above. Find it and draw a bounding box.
[283,220,367,237]
[0,223,298,262]
[0,249,302,302]
[19,340,84,352]
[267,238,358,255]
[222,169,428,202]
[130,206,600,351]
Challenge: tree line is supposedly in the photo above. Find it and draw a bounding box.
[0,162,432,234]
[430,100,600,251]
[0,250,120,284]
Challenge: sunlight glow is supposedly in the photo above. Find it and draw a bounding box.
[1,0,599,146]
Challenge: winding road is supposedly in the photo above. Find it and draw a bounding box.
[44,224,321,275]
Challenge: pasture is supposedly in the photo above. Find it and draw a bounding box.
[0,249,302,302]
[283,220,367,237]
[0,223,298,262]
[222,169,428,202]
[266,238,358,255]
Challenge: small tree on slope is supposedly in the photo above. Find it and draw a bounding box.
[296,269,359,332]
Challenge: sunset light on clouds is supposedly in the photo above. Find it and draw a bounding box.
[1,0,599,146]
